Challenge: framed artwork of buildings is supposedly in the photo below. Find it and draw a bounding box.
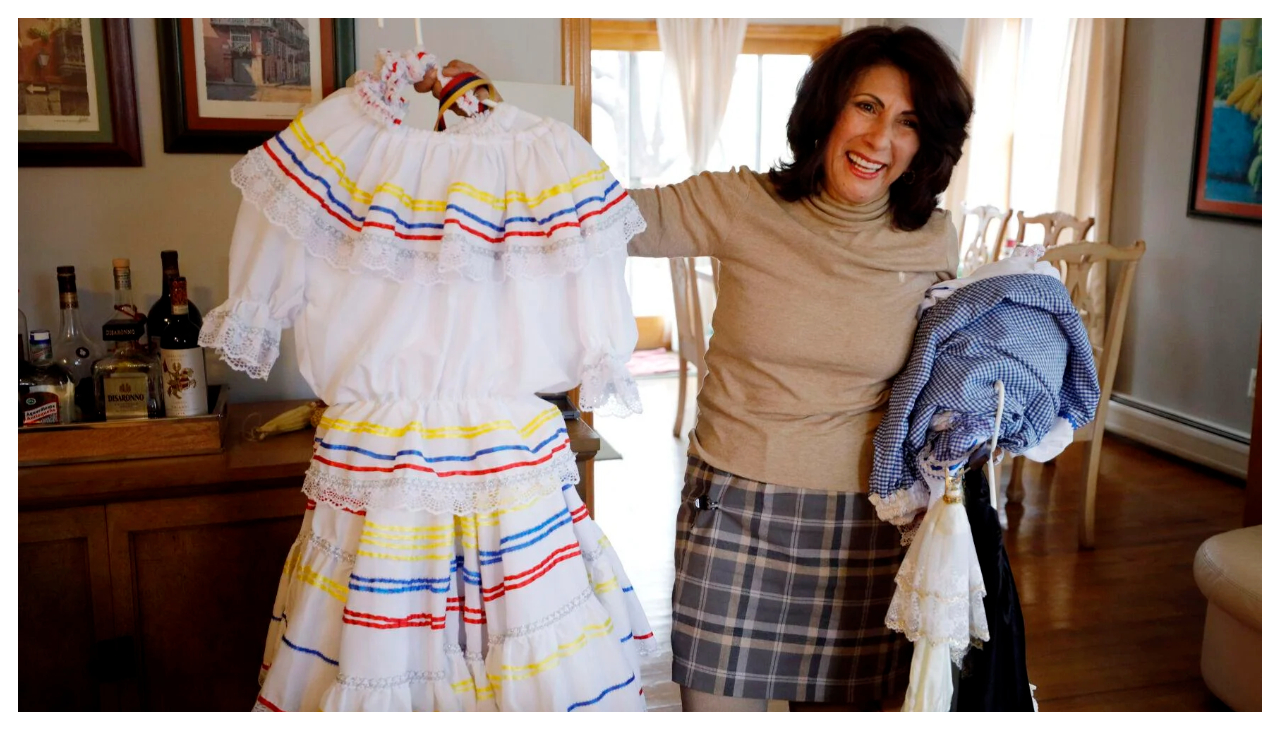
[156,18,355,154]
[18,18,142,167]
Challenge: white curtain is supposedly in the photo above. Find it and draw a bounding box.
[840,18,888,34]
[942,18,1024,231]
[655,19,746,372]
[656,18,749,173]
[1057,19,1126,244]
[1057,18,1126,344]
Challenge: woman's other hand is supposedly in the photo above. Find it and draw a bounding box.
[413,59,494,113]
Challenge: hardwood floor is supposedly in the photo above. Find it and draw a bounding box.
[591,375,1245,712]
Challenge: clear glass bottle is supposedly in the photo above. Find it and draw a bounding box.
[148,250,202,356]
[93,263,164,420]
[52,266,104,421]
[159,277,209,417]
[20,330,75,426]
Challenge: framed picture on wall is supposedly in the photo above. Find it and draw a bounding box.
[1189,18,1262,224]
[18,18,142,167]
[156,18,356,154]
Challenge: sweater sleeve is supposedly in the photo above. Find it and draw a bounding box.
[626,169,752,259]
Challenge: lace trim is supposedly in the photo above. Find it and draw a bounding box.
[302,448,580,514]
[579,352,643,418]
[579,534,614,564]
[869,480,930,526]
[488,587,596,644]
[488,571,658,655]
[335,669,449,690]
[231,143,647,287]
[292,530,357,566]
[197,304,281,380]
[885,553,989,666]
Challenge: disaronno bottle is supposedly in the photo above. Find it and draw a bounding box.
[159,277,209,417]
[93,264,163,420]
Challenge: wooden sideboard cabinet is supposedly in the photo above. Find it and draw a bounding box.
[18,399,600,711]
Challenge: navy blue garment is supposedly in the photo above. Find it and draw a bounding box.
[956,458,1035,712]
[869,274,1098,517]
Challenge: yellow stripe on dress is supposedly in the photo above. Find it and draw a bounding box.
[288,116,611,212]
[317,407,560,440]
[485,620,615,684]
[592,577,620,595]
[293,563,349,602]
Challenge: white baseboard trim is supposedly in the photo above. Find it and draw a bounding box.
[1104,399,1248,478]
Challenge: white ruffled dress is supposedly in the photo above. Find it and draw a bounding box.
[199,52,656,711]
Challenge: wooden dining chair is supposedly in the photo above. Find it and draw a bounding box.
[956,203,1014,275]
[1004,240,1147,549]
[669,257,714,438]
[1012,210,1096,248]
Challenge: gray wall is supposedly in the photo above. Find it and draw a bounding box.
[18,19,562,404]
[1109,18,1261,436]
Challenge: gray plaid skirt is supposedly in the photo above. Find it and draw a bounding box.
[671,456,913,704]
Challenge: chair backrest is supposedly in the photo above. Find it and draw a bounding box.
[957,203,1013,274]
[1014,210,1096,248]
[669,257,708,375]
[1039,240,1147,402]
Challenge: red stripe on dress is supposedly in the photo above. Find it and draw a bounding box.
[264,139,630,245]
[343,608,449,630]
[256,696,285,712]
[263,143,361,232]
[481,544,583,602]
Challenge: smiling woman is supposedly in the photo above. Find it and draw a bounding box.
[424,24,973,712]
[619,25,975,711]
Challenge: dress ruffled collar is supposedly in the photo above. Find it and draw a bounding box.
[232,62,644,287]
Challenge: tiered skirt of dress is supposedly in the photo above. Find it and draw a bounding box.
[252,400,657,712]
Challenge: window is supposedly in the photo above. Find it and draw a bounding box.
[591,51,813,188]
[589,21,836,319]
[1007,19,1072,225]
[230,31,252,55]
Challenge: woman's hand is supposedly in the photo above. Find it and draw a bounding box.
[413,59,494,115]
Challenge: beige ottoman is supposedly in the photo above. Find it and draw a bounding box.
[1194,525,1262,711]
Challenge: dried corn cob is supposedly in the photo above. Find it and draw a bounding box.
[248,400,324,441]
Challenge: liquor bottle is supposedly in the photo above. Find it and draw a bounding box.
[103,259,149,348]
[148,250,202,356]
[159,277,209,417]
[52,266,104,421]
[19,330,75,426]
[93,263,164,421]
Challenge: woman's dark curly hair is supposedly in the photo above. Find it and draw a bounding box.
[768,25,973,231]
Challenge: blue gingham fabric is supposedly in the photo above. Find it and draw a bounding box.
[869,274,1099,522]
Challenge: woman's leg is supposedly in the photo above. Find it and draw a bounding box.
[680,686,768,712]
[789,694,904,712]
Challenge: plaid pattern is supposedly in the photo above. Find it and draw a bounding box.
[671,457,913,703]
[871,274,1099,505]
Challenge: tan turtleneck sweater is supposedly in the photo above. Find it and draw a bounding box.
[628,168,958,492]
